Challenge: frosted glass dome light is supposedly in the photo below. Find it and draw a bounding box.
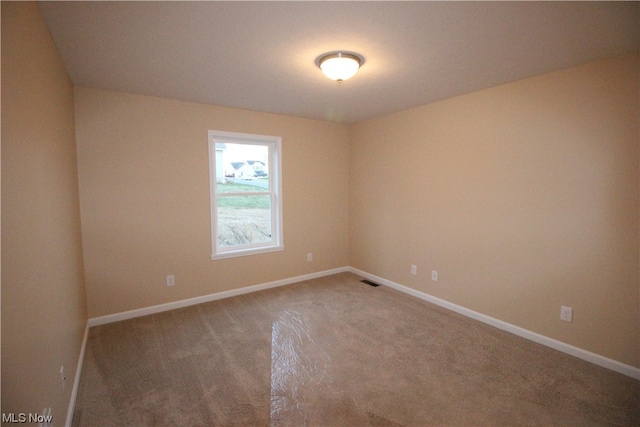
[318,52,362,82]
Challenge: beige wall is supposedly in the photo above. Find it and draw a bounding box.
[350,53,640,368]
[74,87,350,318]
[1,1,88,422]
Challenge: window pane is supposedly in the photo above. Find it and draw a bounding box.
[210,130,282,259]
[217,195,272,247]
[217,143,270,190]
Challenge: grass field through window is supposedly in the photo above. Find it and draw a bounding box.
[216,181,270,209]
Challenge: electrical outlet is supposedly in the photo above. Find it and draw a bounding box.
[166,275,175,286]
[560,306,573,322]
[431,270,438,282]
[411,264,417,275]
[60,366,66,390]
[307,252,313,262]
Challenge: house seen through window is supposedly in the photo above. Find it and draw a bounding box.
[208,130,283,259]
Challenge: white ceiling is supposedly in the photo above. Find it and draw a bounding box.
[38,1,639,124]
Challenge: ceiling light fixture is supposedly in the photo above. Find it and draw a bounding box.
[317,52,363,82]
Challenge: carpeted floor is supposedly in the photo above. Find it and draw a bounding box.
[72,273,639,426]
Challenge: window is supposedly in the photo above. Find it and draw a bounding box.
[208,130,283,259]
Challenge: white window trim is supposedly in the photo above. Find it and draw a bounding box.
[208,130,283,260]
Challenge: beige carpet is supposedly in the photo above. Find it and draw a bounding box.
[72,273,639,426]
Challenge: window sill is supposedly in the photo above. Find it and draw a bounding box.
[211,244,284,260]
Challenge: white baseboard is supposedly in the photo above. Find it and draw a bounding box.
[65,322,89,427]
[349,267,640,381]
[88,267,350,327]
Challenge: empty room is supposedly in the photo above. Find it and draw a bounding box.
[2,1,639,426]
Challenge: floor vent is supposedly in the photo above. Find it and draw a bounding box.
[361,279,380,287]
